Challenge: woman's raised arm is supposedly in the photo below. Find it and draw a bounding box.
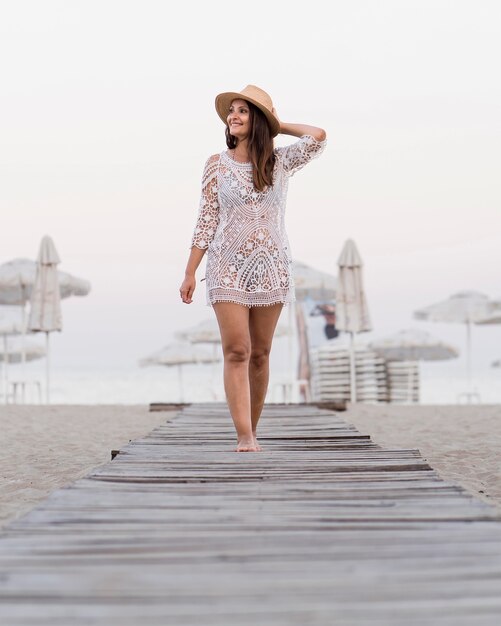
[272,108,326,141]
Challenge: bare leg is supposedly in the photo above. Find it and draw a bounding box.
[249,304,284,450]
[213,303,256,452]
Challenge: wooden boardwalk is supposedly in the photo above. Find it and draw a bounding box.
[1,402,501,625]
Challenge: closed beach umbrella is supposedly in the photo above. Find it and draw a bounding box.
[27,236,63,404]
[138,341,221,402]
[336,239,372,402]
[413,290,498,395]
[28,237,63,331]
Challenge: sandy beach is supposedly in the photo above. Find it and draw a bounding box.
[1,402,500,530]
[344,403,501,512]
[0,405,175,529]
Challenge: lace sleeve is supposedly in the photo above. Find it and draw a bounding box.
[191,154,220,249]
[278,135,326,177]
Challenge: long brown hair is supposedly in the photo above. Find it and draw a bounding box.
[225,101,275,192]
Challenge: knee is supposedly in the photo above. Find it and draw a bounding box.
[224,343,251,364]
[250,347,270,369]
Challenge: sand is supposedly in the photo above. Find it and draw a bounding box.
[0,405,175,529]
[1,403,500,529]
[344,403,501,512]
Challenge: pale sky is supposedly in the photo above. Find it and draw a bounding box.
[1,0,500,374]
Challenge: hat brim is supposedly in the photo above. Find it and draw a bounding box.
[215,92,280,138]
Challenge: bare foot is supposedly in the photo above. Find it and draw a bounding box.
[236,437,258,452]
[253,435,262,451]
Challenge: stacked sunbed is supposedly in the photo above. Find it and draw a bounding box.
[309,342,388,404]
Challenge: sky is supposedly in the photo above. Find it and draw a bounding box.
[1,0,500,377]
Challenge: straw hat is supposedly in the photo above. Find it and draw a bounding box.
[215,85,280,137]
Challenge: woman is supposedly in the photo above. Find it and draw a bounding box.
[180,85,326,452]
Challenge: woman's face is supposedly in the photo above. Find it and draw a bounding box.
[227,99,250,140]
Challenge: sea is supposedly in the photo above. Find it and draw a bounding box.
[4,358,500,406]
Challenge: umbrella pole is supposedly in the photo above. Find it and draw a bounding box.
[21,304,27,402]
[295,302,311,404]
[210,344,220,400]
[349,332,357,403]
[178,364,184,403]
[288,303,295,402]
[466,320,472,392]
[3,336,8,404]
[46,332,50,405]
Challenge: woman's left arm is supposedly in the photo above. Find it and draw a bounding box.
[272,109,326,141]
[279,122,326,142]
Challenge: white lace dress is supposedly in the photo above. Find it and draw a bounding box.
[191,134,326,307]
